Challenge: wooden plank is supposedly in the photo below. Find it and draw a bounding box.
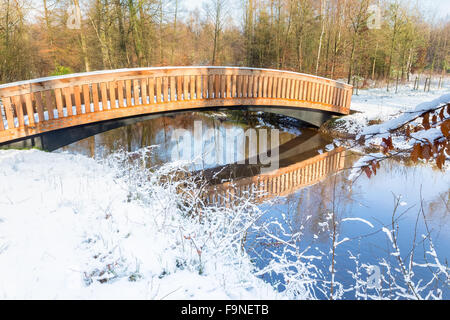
[177,76,183,100]
[334,88,340,106]
[0,103,4,130]
[308,82,313,101]
[109,81,117,108]
[54,88,64,118]
[125,80,132,106]
[73,86,82,114]
[267,77,273,98]
[247,75,253,98]
[243,75,249,98]
[237,75,242,98]
[91,84,100,111]
[346,89,352,109]
[170,76,176,101]
[298,81,304,100]
[117,81,125,107]
[231,75,237,98]
[63,87,73,116]
[189,75,195,100]
[305,82,310,101]
[258,76,263,98]
[214,75,220,99]
[163,77,169,102]
[253,76,259,98]
[292,80,298,100]
[203,75,209,99]
[148,78,155,104]
[226,75,231,98]
[330,86,335,105]
[311,83,316,102]
[156,77,162,103]
[281,78,286,99]
[262,76,267,98]
[34,91,45,122]
[293,80,299,100]
[133,79,140,106]
[44,90,55,119]
[196,75,202,99]
[140,78,147,104]
[82,84,91,113]
[2,97,15,129]
[183,76,189,100]
[339,88,344,107]
[286,79,291,99]
[12,96,25,127]
[100,82,108,110]
[272,77,278,98]
[220,75,226,98]
[24,93,35,125]
[317,84,322,103]
[324,85,330,104]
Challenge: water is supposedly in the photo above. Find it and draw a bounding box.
[60,111,450,299]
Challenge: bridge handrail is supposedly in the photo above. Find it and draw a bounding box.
[0,67,352,144]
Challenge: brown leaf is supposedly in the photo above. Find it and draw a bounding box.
[441,119,450,138]
[371,161,377,175]
[436,150,445,170]
[422,112,431,130]
[405,125,411,138]
[382,136,393,153]
[432,114,437,125]
[422,144,431,161]
[364,166,372,179]
[411,144,421,163]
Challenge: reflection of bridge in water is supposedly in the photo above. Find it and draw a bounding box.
[202,141,346,205]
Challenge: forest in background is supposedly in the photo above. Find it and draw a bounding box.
[0,0,448,86]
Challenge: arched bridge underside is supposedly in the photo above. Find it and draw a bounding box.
[0,67,352,150]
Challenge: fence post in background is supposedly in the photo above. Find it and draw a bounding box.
[395,72,399,94]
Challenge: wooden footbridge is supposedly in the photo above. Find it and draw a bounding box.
[0,67,352,148]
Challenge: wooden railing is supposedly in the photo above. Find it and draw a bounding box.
[205,148,346,205]
[0,67,352,144]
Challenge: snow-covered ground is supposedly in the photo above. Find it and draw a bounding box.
[337,80,450,136]
[0,149,281,299]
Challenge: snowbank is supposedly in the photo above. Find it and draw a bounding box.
[0,149,281,299]
[335,81,450,136]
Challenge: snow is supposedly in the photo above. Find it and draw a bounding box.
[331,80,450,169]
[341,218,374,229]
[336,80,450,136]
[0,149,281,299]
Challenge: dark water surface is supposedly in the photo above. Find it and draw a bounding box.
[60,111,449,299]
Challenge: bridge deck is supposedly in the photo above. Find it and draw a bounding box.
[0,67,352,145]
